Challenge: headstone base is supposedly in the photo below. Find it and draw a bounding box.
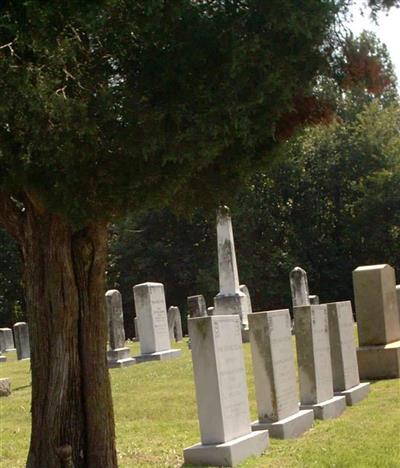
[357,341,400,380]
[0,378,11,397]
[335,382,370,406]
[107,347,136,369]
[251,409,314,439]
[4,348,16,353]
[134,348,181,363]
[0,356,6,363]
[183,430,269,467]
[300,395,346,420]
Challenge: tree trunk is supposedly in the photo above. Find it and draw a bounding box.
[16,204,117,467]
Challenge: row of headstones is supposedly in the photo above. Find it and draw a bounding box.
[106,283,182,368]
[0,322,30,362]
[183,302,370,466]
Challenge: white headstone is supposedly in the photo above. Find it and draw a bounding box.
[184,314,269,465]
[105,289,126,350]
[0,328,15,352]
[134,283,171,354]
[13,322,30,360]
[239,285,252,328]
[290,267,310,307]
[168,306,183,342]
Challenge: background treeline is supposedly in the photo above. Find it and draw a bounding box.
[1,36,399,335]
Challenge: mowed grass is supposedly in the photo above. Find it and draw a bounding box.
[1,339,399,467]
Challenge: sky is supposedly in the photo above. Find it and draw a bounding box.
[349,1,400,85]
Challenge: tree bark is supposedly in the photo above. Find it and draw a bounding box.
[1,194,118,467]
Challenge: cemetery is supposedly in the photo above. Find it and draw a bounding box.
[0,1,399,467]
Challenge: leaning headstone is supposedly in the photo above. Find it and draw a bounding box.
[294,305,346,419]
[249,310,314,438]
[183,315,269,466]
[213,207,248,343]
[133,282,181,363]
[168,306,183,342]
[0,378,11,397]
[290,267,310,307]
[13,322,30,360]
[327,301,370,405]
[353,264,400,379]
[309,295,319,305]
[0,328,16,352]
[187,295,207,318]
[105,290,135,368]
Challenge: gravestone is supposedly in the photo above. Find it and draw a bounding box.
[207,306,215,316]
[353,264,400,379]
[0,378,11,397]
[183,315,269,466]
[168,306,183,342]
[213,206,248,342]
[187,295,207,318]
[327,301,370,405]
[249,309,314,438]
[133,282,181,363]
[290,267,310,307]
[294,305,346,419]
[105,290,135,368]
[309,295,319,305]
[0,328,15,352]
[13,322,30,360]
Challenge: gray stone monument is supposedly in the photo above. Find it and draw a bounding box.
[105,290,135,368]
[183,315,269,466]
[13,322,30,360]
[249,309,314,438]
[187,295,207,318]
[0,378,11,397]
[309,295,319,305]
[133,282,181,363]
[134,317,139,341]
[327,301,370,405]
[168,306,183,342]
[353,264,400,379]
[213,207,248,342]
[0,328,15,352]
[294,305,346,419]
[290,267,310,307]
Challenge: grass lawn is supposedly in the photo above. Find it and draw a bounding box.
[1,339,399,467]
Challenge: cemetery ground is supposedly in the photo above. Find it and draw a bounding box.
[1,339,399,468]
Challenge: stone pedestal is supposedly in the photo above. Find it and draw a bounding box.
[0,328,15,352]
[327,301,369,405]
[294,305,346,420]
[183,315,269,466]
[133,282,182,363]
[13,322,30,360]
[353,264,400,379]
[0,378,11,397]
[249,309,314,439]
[107,348,136,368]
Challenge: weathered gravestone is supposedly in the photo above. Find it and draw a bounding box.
[133,282,181,363]
[249,310,314,438]
[183,315,269,466]
[105,290,135,368]
[0,378,11,397]
[13,322,30,360]
[207,306,215,316]
[294,305,346,419]
[187,295,207,318]
[134,317,139,341]
[168,306,183,342]
[327,301,370,405]
[0,328,15,352]
[290,267,310,308]
[353,264,400,379]
[213,206,248,342]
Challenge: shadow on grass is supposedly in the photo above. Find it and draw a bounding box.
[14,383,32,391]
